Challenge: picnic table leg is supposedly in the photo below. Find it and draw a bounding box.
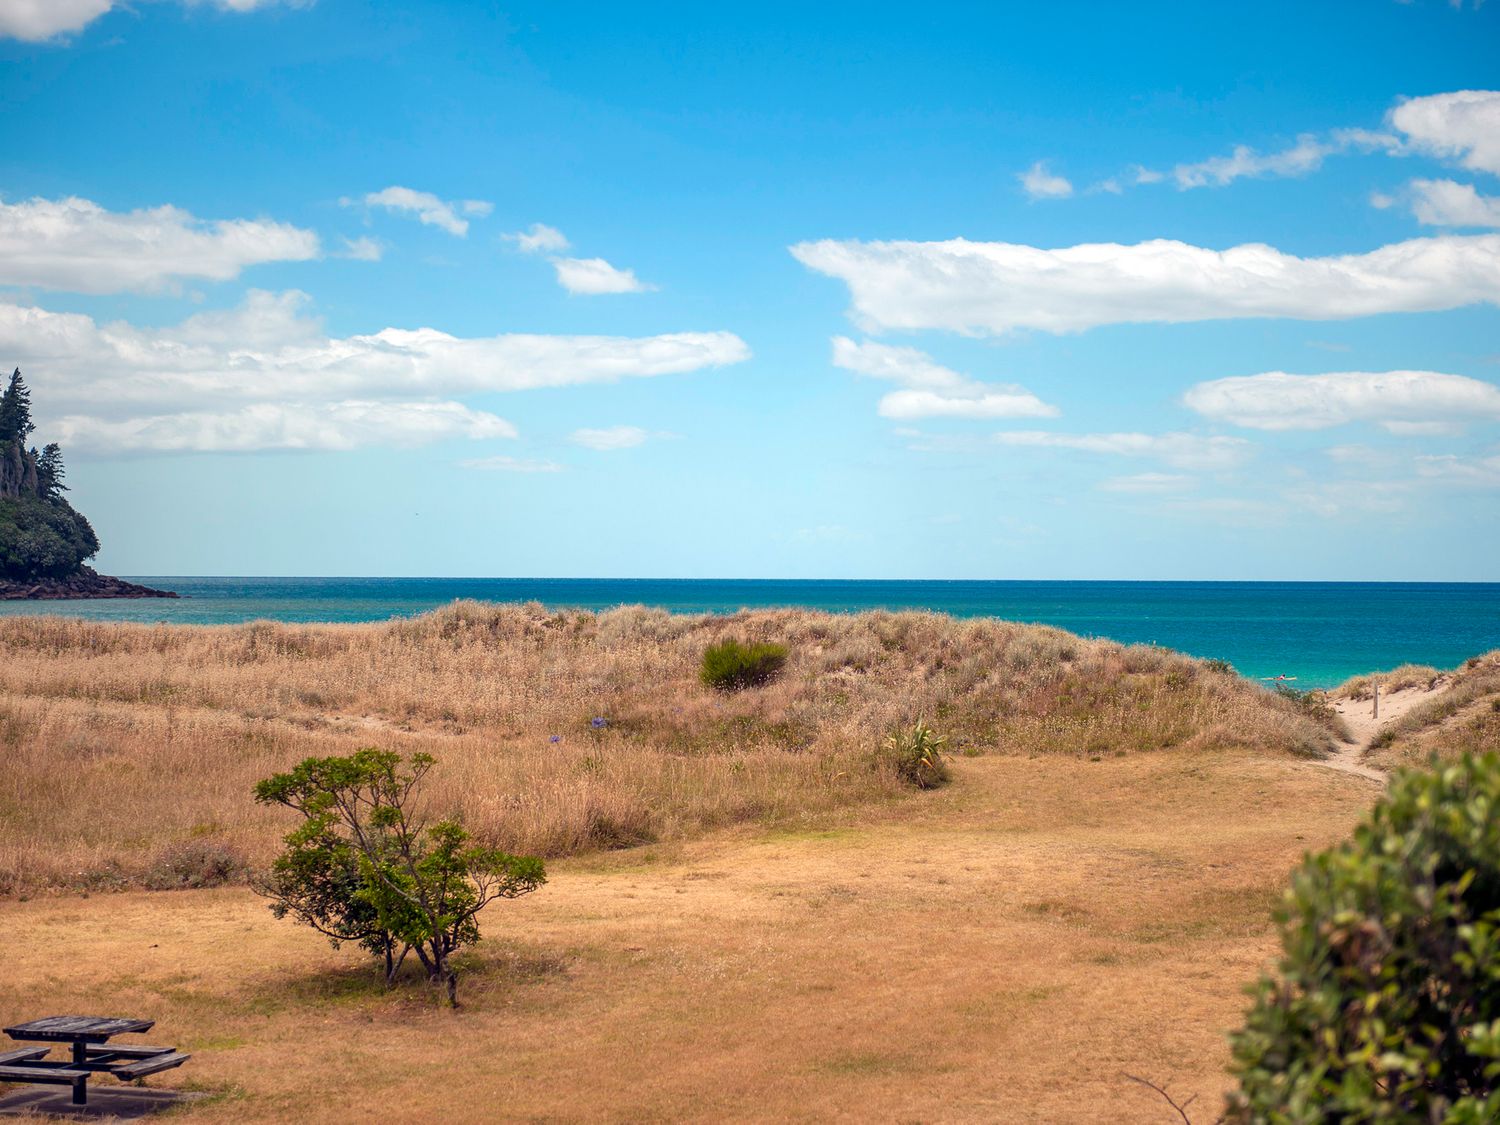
[70,1041,89,1105]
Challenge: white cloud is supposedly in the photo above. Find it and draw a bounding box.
[460,455,563,473]
[56,401,512,456]
[0,195,320,294]
[569,425,651,451]
[1183,370,1500,430]
[790,233,1500,336]
[1415,451,1500,486]
[1173,134,1335,189]
[1408,179,1500,228]
[0,0,309,41]
[1388,90,1500,176]
[992,430,1252,472]
[1019,161,1073,200]
[0,291,750,453]
[337,235,383,261]
[551,256,654,295]
[504,223,571,254]
[0,0,110,40]
[830,336,1058,420]
[344,186,489,237]
[1098,472,1192,494]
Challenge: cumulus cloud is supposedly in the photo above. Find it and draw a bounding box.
[504,223,571,254]
[460,455,563,473]
[1183,370,1500,431]
[57,401,513,456]
[0,0,308,41]
[569,426,651,451]
[1388,90,1500,176]
[830,336,1058,420]
[790,233,1500,336]
[0,195,320,294]
[551,256,654,295]
[992,430,1252,471]
[336,235,383,261]
[1019,161,1073,200]
[1407,178,1500,228]
[344,186,491,237]
[0,291,750,453]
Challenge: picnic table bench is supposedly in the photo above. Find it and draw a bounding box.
[1,1017,189,1106]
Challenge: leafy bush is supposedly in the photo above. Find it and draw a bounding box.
[144,839,248,890]
[1227,753,1500,1122]
[881,721,949,789]
[0,496,99,579]
[255,749,545,1005]
[700,639,788,691]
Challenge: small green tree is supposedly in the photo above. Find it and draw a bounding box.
[35,443,66,498]
[254,749,545,1006]
[1227,753,1500,1122]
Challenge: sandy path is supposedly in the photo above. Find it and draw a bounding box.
[1323,684,1443,783]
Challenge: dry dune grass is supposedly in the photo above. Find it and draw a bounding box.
[1348,650,1500,771]
[0,602,1339,894]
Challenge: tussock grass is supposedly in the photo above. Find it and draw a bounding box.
[0,602,1340,893]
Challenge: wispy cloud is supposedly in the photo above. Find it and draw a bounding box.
[831,337,1058,420]
[505,222,654,294]
[342,186,491,238]
[460,455,563,473]
[0,291,750,454]
[992,430,1252,472]
[0,194,320,294]
[1018,161,1073,200]
[503,222,570,253]
[792,233,1500,336]
[569,425,652,451]
[552,256,654,295]
[1183,370,1500,430]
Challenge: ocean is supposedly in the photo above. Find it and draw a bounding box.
[1,577,1495,690]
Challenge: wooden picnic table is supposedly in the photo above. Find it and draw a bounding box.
[1,1016,189,1106]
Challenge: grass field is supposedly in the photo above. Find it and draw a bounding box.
[0,605,1383,1121]
[1,748,1376,1123]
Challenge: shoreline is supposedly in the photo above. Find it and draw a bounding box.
[0,567,178,601]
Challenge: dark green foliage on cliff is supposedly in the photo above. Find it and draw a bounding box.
[0,496,100,579]
[0,370,98,580]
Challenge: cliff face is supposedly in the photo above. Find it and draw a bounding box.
[0,440,40,500]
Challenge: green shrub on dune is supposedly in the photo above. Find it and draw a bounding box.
[701,639,788,691]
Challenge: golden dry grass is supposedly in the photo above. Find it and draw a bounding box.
[0,603,1338,894]
[1356,650,1500,771]
[0,748,1377,1124]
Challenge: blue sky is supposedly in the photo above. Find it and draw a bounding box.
[1,0,1498,580]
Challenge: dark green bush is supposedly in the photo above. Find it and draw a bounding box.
[1227,752,1500,1122]
[700,639,788,691]
[0,495,99,579]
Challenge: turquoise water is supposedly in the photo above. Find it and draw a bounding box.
[1,578,1496,689]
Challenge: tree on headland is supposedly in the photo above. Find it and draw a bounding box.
[255,749,546,1006]
[0,369,99,581]
[0,369,35,444]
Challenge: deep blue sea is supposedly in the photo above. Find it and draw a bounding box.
[1,577,1496,689]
